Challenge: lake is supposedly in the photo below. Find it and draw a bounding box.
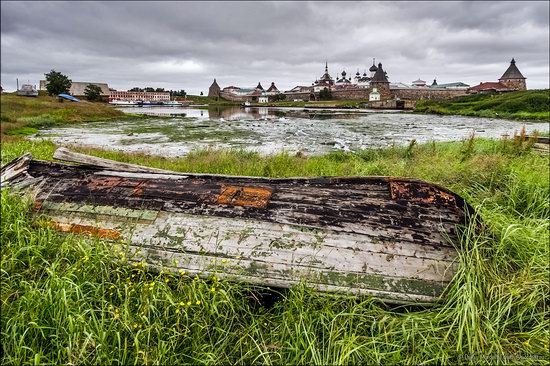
[34,106,549,157]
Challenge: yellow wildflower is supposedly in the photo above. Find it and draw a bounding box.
[187,301,192,306]
[196,300,201,305]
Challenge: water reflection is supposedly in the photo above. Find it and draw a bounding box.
[39,106,549,157]
[117,105,391,121]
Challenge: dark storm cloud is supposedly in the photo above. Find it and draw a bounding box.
[1,1,548,93]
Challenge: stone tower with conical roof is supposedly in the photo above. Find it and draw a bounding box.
[369,62,391,100]
[499,58,526,90]
[208,79,221,97]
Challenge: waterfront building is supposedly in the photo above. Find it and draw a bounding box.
[109,90,170,102]
[208,79,221,97]
[469,58,526,93]
[258,92,269,103]
[39,80,110,97]
[498,58,526,90]
[266,82,280,95]
[369,87,381,101]
[369,63,391,100]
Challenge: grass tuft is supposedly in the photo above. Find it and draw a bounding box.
[1,136,549,364]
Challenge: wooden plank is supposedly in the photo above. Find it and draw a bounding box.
[0,153,33,187]
[43,211,457,283]
[2,152,474,303]
[53,147,171,174]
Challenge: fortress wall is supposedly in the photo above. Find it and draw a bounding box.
[392,88,468,100]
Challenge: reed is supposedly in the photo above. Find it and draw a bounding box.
[1,137,548,364]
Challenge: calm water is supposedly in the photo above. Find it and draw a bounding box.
[34,106,549,157]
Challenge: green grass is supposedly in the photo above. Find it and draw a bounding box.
[0,94,128,135]
[414,90,550,121]
[1,135,549,364]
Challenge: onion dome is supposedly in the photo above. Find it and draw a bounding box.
[369,61,378,72]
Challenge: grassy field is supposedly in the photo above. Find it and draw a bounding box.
[1,133,549,364]
[0,94,129,136]
[414,90,550,121]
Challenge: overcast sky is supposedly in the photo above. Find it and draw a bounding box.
[1,1,549,94]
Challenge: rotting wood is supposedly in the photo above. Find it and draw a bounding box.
[0,148,477,304]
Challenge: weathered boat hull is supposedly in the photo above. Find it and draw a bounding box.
[1,149,473,303]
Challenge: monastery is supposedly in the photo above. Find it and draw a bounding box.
[208,58,527,105]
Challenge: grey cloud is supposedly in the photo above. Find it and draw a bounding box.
[1,1,548,93]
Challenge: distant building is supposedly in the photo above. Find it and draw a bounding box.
[369,62,391,100]
[335,70,352,86]
[498,58,526,90]
[39,80,110,96]
[469,58,526,94]
[217,81,277,102]
[412,78,427,87]
[266,82,280,95]
[109,90,170,102]
[369,87,381,101]
[17,84,38,97]
[431,81,470,90]
[258,92,269,103]
[208,79,221,98]
[468,82,515,93]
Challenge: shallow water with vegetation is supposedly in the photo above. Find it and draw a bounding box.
[33,106,549,157]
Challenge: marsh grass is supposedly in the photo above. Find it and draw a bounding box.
[0,94,128,135]
[415,90,550,121]
[1,137,549,364]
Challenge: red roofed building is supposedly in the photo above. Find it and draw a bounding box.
[468,59,527,94]
[468,82,514,93]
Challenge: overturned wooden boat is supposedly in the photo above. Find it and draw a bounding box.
[1,148,474,304]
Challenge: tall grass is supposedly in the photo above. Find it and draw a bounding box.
[1,137,549,364]
[0,94,127,135]
[415,89,550,121]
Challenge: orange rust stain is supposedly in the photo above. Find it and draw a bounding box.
[131,180,147,197]
[51,221,121,240]
[216,185,273,208]
[85,177,123,191]
[390,181,456,205]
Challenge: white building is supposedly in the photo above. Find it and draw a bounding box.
[258,92,269,103]
[369,88,381,101]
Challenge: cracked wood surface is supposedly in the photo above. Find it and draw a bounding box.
[1,149,475,303]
